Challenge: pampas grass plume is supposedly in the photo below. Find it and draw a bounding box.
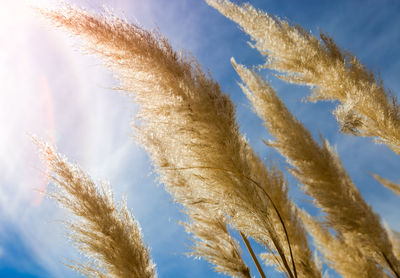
[34,137,157,278]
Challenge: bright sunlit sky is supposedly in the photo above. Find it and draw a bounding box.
[1,0,399,277]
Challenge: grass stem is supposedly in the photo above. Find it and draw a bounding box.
[240,232,267,278]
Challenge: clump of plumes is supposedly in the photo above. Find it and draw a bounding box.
[35,138,157,278]
[206,0,400,155]
[184,209,251,278]
[38,5,321,277]
[231,60,400,277]
[243,152,321,278]
[299,210,390,278]
[372,174,400,197]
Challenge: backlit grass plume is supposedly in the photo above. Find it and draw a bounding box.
[184,209,251,278]
[231,61,400,277]
[299,210,390,278]
[206,0,400,155]
[34,138,157,278]
[38,4,321,278]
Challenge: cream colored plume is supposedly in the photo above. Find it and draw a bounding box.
[300,210,390,278]
[231,60,400,277]
[35,138,157,278]
[184,209,251,278]
[206,0,400,155]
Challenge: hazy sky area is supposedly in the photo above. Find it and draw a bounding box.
[1,0,399,277]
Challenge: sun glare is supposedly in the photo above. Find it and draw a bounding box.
[0,0,59,206]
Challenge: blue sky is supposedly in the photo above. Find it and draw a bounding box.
[1,0,399,277]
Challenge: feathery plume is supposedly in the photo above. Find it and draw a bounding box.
[300,210,390,278]
[206,0,400,155]
[38,5,321,277]
[372,174,400,197]
[34,138,157,278]
[184,209,251,278]
[231,60,400,277]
